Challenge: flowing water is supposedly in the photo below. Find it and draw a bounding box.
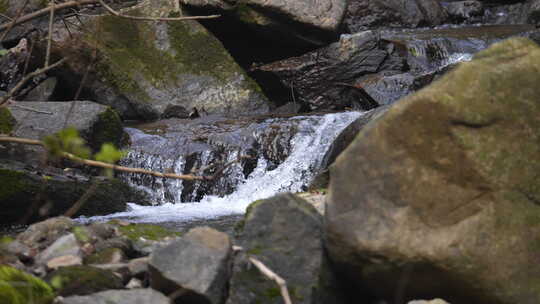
[79,111,362,228]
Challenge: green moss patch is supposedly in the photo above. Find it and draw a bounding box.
[46,265,122,297]
[0,107,15,134]
[115,222,180,241]
[0,169,32,202]
[0,265,54,304]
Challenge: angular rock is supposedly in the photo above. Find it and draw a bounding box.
[325,38,540,304]
[22,77,57,101]
[228,193,344,304]
[184,0,347,45]
[57,288,170,304]
[46,255,83,270]
[49,2,269,120]
[344,0,447,32]
[84,247,126,265]
[0,160,148,226]
[36,233,81,265]
[17,217,74,250]
[444,1,484,23]
[149,226,231,304]
[128,257,149,279]
[46,265,123,296]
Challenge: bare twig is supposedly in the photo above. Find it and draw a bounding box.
[0,135,247,181]
[248,257,293,304]
[233,246,293,304]
[63,178,100,217]
[10,103,54,114]
[96,0,220,21]
[0,57,67,106]
[0,0,30,42]
[45,0,56,67]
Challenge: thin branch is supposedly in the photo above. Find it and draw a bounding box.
[97,0,220,21]
[0,57,67,106]
[45,0,56,67]
[10,103,54,114]
[63,178,100,217]
[233,246,293,304]
[0,136,248,181]
[248,257,293,304]
[0,0,30,42]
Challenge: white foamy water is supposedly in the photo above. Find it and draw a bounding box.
[79,111,363,224]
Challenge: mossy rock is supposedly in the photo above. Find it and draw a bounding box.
[84,247,125,265]
[46,265,123,297]
[0,107,15,134]
[114,222,181,242]
[0,265,54,304]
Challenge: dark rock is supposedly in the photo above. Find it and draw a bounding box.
[325,38,540,304]
[46,265,123,297]
[228,193,344,304]
[0,160,148,226]
[57,289,171,304]
[22,77,57,101]
[0,38,30,91]
[162,105,190,119]
[344,0,447,32]
[47,1,269,121]
[183,0,347,46]
[149,227,231,304]
[444,1,484,22]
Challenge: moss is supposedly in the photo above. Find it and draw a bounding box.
[46,265,122,296]
[0,0,8,15]
[263,287,281,299]
[0,169,31,202]
[116,223,180,241]
[84,248,124,265]
[247,245,264,255]
[0,107,15,134]
[0,265,54,304]
[234,2,272,26]
[71,226,91,244]
[90,107,124,150]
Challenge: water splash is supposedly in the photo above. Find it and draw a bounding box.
[79,111,362,223]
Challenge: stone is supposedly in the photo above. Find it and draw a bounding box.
[36,233,81,265]
[228,193,344,304]
[0,160,149,226]
[344,0,447,32]
[84,247,125,265]
[325,38,540,304]
[46,255,83,270]
[49,1,269,120]
[408,300,450,304]
[125,278,143,289]
[56,288,170,304]
[17,217,74,250]
[7,100,124,157]
[46,265,123,297]
[149,226,231,304]
[22,77,57,101]
[183,0,347,45]
[128,257,149,279]
[444,1,484,22]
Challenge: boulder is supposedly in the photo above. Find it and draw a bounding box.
[17,216,75,250]
[344,0,447,32]
[325,38,540,304]
[0,160,148,226]
[0,265,55,304]
[149,226,231,304]
[57,289,171,304]
[48,1,269,120]
[46,265,123,296]
[183,0,347,45]
[228,193,344,304]
[36,233,82,265]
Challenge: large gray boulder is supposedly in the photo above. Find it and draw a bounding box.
[227,193,344,304]
[182,0,347,45]
[57,289,171,304]
[344,0,447,32]
[149,226,232,304]
[325,37,540,304]
[49,1,269,120]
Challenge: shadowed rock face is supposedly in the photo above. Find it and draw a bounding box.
[325,37,540,304]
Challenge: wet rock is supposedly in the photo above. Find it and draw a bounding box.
[0,160,148,226]
[444,1,484,22]
[183,0,346,45]
[344,0,447,32]
[57,288,170,304]
[325,38,540,304]
[36,233,81,265]
[149,227,231,304]
[228,193,344,304]
[48,1,269,121]
[46,265,123,296]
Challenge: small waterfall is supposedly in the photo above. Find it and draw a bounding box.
[81,111,362,223]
